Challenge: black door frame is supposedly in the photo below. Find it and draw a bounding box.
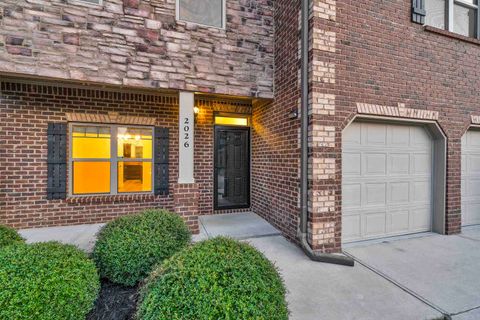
[214,125,251,210]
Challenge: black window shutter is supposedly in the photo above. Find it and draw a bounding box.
[47,123,67,200]
[154,127,169,195]
[412,0,426,24]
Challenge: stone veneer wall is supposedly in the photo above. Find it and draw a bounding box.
[0,0,273,98]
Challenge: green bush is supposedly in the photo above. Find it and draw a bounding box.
[0,242,100,320]
[0,225,24,248]
[137,237,289,320]
[93,209,191,286]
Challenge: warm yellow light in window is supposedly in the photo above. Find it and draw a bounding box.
[215,116,248,126]
[117,127,153,159]
[73,162,110,194]
[118,162,152,193]
[72,126,111,159]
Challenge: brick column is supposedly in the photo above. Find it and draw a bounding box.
[306,0,340,253]
[173,183,200,234]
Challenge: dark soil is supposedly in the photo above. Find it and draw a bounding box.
[87,280,139,320]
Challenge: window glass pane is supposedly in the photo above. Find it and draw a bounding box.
[117,127,153,159]
[73,162,110,194]
[118,162,152,193]
[72,126,111,159]
[215,116,248,126]
[425,0,446,29]
[453,4,477,37]
[179,0,223,28]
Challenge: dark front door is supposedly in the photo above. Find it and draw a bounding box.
[214,126,250,209]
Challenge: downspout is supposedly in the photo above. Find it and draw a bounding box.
[298,0,354,267]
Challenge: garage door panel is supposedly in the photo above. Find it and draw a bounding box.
[410,207,432,231]
[364,153,387,175]
[412,153,431,175]
[466,203,480,225]
[468,155,480,174]
[343,122,433,243]
[387,210,410,233]
[342,213,361,241]
[468,179,480,197]
[412,126,431,146]
[390,154,410,175]
[365,183,386,206]
[343,122,361,145]
[363,211,387,237]
[412,180,431,203]
[389,126,410,146]
[343,153,361,176]
[365,124,387,146]
[461,130,480,226]
[389,182,410,204]
[343,183,361,208]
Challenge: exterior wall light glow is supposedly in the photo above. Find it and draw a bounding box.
[194,106,200,114]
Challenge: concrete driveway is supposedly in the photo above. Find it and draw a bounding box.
[344,226,480,320]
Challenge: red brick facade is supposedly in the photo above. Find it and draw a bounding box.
[0,80,252,231]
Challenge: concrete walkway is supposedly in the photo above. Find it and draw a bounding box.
[22,213,480,319]
[345,226,480,320]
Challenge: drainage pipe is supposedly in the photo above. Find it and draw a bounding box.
[298,0,354,267]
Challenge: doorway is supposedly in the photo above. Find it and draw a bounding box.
[214,126,250,209]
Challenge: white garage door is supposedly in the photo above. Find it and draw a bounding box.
[461,130,480,226]
[342,122,433,243]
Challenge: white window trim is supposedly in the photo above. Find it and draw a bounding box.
[69,0,103,8]
[432,0,480,38]
[176,0,227,30]
[68,123,155,197]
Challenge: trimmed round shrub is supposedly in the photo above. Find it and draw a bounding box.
[0,242,100,320]
[137,237,289,320]
[93,209,191,286]
[0,225,24,248]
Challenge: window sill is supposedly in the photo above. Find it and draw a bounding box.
[66,193,161,204]
[424,26,480,46]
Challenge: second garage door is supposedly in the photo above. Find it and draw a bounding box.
[461,130,480,226]
[342,122,433,243]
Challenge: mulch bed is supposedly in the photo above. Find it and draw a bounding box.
[87,280,139,320]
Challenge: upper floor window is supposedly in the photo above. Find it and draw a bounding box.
[425,0,479,38]
[70,124,153,195]
[176,0,226,29]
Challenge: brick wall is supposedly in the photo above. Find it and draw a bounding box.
[0,0,273,98]
[251,0,301,243]
[0,79,252,230]
[306,0,480,251]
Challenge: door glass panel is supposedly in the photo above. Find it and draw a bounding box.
[73,162,110,194]
[72,126,111,159]
[117,127,153,159]
[118,162,152,193]
[453,4,477,37]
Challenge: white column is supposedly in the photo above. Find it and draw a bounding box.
[178,91,195,184]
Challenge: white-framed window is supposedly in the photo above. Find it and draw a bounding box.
[425,0,479,38]
[69,0,102,7]
[69,123,154,196]
[176,0,226,29]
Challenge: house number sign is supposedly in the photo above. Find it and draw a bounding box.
[178,92,195,183]
[183,117,191,148]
